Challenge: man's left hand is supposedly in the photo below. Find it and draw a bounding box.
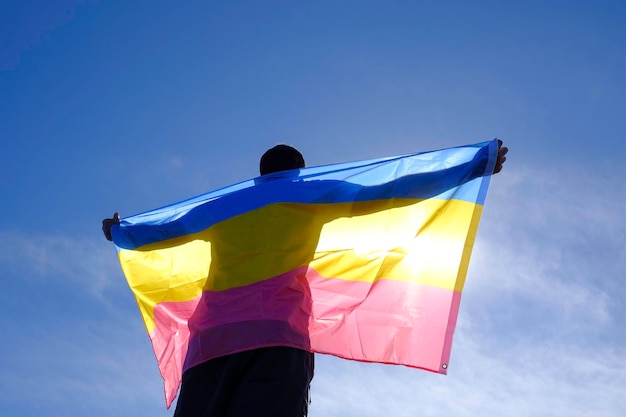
[494,139,508,174]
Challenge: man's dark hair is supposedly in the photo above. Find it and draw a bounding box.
[260,144,305,175]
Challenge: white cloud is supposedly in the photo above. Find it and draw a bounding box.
[0,316,173,416]
[309,332,626,417]
[467,162,624,328]
[0,231,125,306]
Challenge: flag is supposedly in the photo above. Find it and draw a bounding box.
[111,139,498,407]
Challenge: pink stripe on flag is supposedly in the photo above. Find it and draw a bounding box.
[307,270,461,372]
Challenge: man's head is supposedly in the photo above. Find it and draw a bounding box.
[259,144,305,175]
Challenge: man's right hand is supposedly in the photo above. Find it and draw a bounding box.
[102,212,120,241]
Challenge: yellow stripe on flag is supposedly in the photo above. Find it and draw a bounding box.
[118,198,481,333]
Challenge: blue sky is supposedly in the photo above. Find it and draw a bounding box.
[1,1,625,416]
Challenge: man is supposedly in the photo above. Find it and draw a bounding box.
[103,140,508,416]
